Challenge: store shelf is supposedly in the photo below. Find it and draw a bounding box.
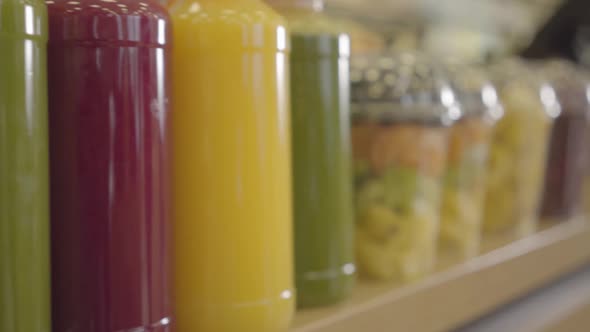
[457,265,590,332]
[291,219,590,332]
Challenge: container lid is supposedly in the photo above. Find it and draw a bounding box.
[350,52,460,126]
[490,58,562,120]
[265,0,324,11]
[46,0,170,46]
[445,63,504,123]
[0,0,47,39]
[538,60,590,116]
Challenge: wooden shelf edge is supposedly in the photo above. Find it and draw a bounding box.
[544,298,590,332]
[292,219,590,332]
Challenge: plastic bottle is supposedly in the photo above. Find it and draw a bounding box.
[483,59,559,238]
[539,61,590,221]
[266,0,355,308]
[439,64,502,261]
[169,0,294,331]
[0,1,51,331]
[46,1,173,330]
[350,53,457,281]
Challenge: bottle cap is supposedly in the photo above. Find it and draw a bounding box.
[266,0,324,11]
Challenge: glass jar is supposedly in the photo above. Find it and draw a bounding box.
[0,1,50,331]
[266,0,355,308]
[439,65,502,261]
[538,61,590,221]
[483,59,560,237]
[46,1,172,331]
[169,0,294,331]
[351,53,457,281]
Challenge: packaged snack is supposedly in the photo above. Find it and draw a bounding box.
[483,59,559,237]
[351,53,457,281]
[439,65,502,260]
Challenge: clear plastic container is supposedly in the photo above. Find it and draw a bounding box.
[46,1,172,330]
[0,1,50,331]
[483,59,560,237]
[266,0,355,308]
[538,61,590,221]
[350,53,457,281]
[439,65,502,261]
[169,0,294,331]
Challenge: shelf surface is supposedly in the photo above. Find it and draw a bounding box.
[458,265,590,332]
[292,219,590,332]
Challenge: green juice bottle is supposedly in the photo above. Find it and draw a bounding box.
[267,0,355,308]
[0,0,51,331]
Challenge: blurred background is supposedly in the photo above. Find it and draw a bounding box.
[323,0,588,63]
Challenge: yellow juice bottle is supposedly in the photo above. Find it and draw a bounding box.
[169,0,294,331]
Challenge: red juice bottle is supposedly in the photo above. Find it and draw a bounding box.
[46,0,173,331]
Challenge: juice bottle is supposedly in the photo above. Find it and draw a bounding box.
[266,0,355,308]
[538,61,590,221]
[46,1,173,331]
[0,1,51,331]
[169,0,294,331]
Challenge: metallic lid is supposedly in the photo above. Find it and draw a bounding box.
[350,52,460,125]
[537,60,590,115]
[445,64,504,123]
[490,58,562,120]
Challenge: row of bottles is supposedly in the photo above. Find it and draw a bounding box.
[3,0,590,331]
[1,0,352,331]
